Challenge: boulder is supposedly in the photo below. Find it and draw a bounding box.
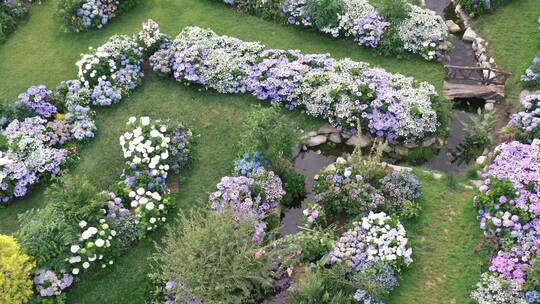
[318,124,339,134]
[346,134,371,148]
[484,102,494,111]
[462,28,477,42]
[404,142,418,149]
[341,131,352,139]
[307,131,318,137]
[445,20,461,33]
[308,135,327,147]
[291,144,301,159]
[422,137,437,147]
[395,146,408,157]
[328,133,342,144]
[388,164,413,172]
[476,155,487,166]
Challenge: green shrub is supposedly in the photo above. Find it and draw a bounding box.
[17,174,107,268]
[304,0,345,30]
[151,211,273,303]
[450,109,496,165]
[269,156,306,209]
[0,235,35,304]
[0,9,17,37]
[239,105,298,164]
[235,0,285,23]
[56,0,84,32]
[525,255,540,291]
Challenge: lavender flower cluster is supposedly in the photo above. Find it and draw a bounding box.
[33,269,74,297]
[511,93,540,142]
[521,57,540,88]
[60,0,139,32]
[472,140,540,303]
[150,26,440,144]
[209,167,285,243]
[17,85,57,119]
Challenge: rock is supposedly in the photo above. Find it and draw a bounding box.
[328,133,341,144]
[476,155,487,166]
[308,135,327,147]
[422,137,437,147]
[307,131,318,137]
[489,57,496,64]
[383,145,393,153]
[404,142,418,149]
[291,144,301,159]
[341,131,352,139]
[432,173,443,180]
[484,102,494,111]
[388,164,413,172]
[395,146,408,157]
[440,41,453,51]
[446,20,461,33]
[478,54,488,63]
[318,124,338,134]
[471,180,484,188]
[346,134,371,147]
[462,28,477,42]
[475,37,485,45]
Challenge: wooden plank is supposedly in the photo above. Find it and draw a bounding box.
[443,81,505,101]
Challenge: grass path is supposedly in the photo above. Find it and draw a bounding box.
[0,0,489,303]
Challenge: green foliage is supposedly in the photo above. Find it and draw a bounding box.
[278,230,334,263]
[239,105,298,164]
[376,0,409,24]
[269,155,306,208]
[235,0,285,22]
[304,0,345,30]
[16,174,107,268]
[525,255,540,291]
[0,235,35,304]
[56,0,84,32]
[432,96,453,139]
[150,211,273,303]
[400,199,422,219]
[450,109,496,165]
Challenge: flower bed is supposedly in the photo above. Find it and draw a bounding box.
[0,0,30,44]
[13,116,193,302]
[150,26,444,144]
[150,145,423,303]
[509,92,540,143]
[0,19,167,205]
[56,0,140,32]
[217,0,449,60]
[471,140,540,303]
[520,18,540,89]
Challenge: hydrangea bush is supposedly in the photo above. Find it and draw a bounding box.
[57,0,140,32]
[510,93,540,143]
[471,139,540,303]
[151,26,442,144]
[0,21,156,205]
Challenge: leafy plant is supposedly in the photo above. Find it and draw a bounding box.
[450,108,496,165]
[150,211,273,303]
[269,155,306,209]
[235,0,285,22]
[16,174,107,268]
[239,105,298,164]
[304,0,345,30]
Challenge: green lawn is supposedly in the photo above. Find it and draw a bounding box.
[0,0,488,303]
[473,0,540,106]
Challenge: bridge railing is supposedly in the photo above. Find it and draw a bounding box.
[444,65,512,86]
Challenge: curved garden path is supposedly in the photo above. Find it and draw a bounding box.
[4,0,539,302]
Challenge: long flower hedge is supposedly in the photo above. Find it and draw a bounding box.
[217,0,449,60]
[470,95,540,303]
[150,26,445,144]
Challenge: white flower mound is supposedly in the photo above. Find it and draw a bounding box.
[331,211,413,267]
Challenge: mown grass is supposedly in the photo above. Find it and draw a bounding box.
[0,0,490,303]
[472,0,540,106]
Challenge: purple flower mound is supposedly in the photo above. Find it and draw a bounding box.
[282,0,312,27]
[34,269,74,297]
[245,50,333,110]
[510,93,540,142]
[18,85,57,119]
[357,68,405,141]
[489,251,530,284]
[171,44,208,85]
[352,13,389,48]
[485,141,540,216]
[91,80,122,106]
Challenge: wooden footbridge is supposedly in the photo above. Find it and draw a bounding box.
[443,65,512,101]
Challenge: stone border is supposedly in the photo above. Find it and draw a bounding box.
[300,123,444,159]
